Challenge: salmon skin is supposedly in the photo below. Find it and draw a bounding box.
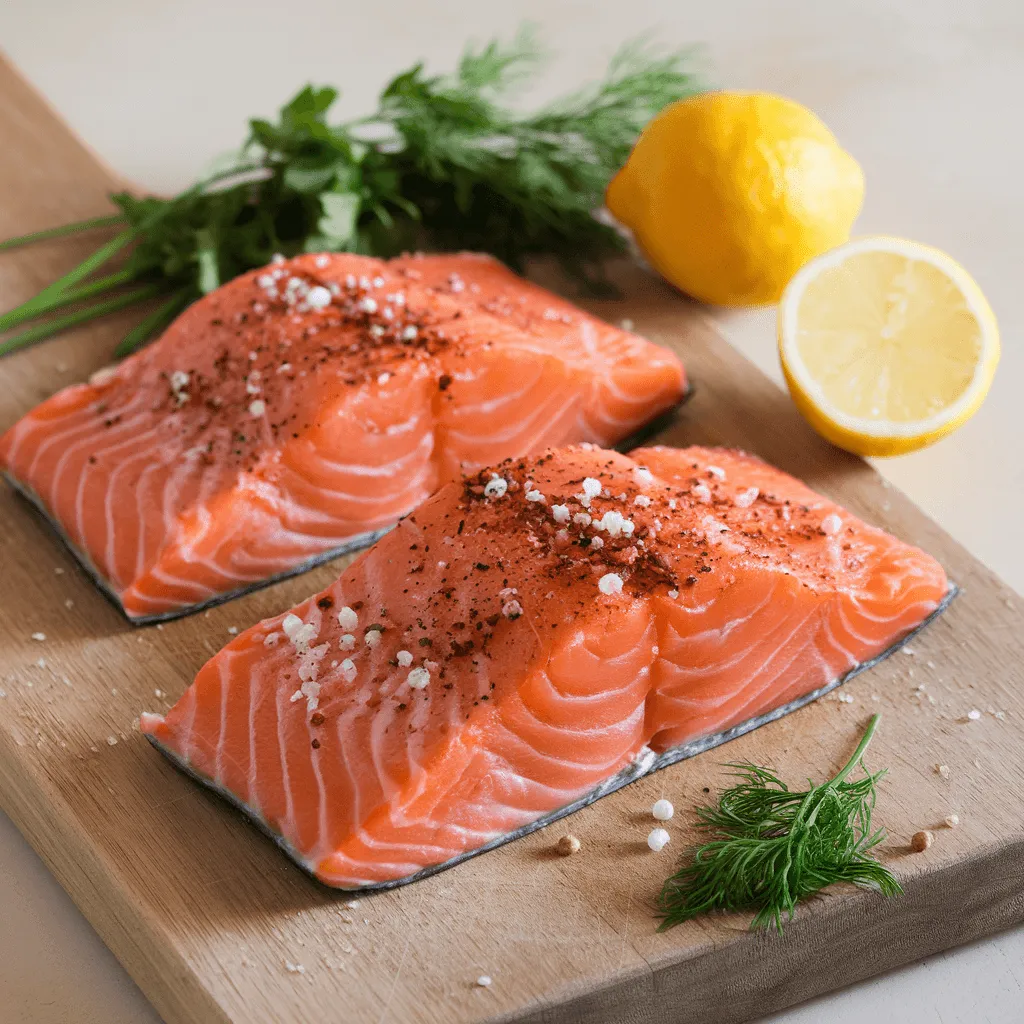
[0,253,686,623]
[142,444,951,891]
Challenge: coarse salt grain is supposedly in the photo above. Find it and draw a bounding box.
[935,764,951,779]
[838,693,854,703]
[365,630,381,648]
[551,504,570,524]
[285,961,306,974]
[598,573,623,596]
[594,510,634,538]
[735,486,759,508]
[692,483,712,504]
[967,709,982,721]
[820,513,843,535]
[525,489,545,503]
[340,658,357,682]
[377,372,391,385]
[502,599,523,619]
[707,465,726,480]
[634,494,651,507]
[396,650,413,667]
[314,255,330,268]
[106,736,118,746]
[945,814,960,827]
[484,475,508,498]
[407,666,430,689]
[264,632,280,647]
[359,297,378,314]
[291,623,318,649]
[281,614,304,638]
[306,285,332,310]
[647,828,670,852]
[31,632,46,642]
[652,799,674,821]
[227,626,238,635]
[667,589,679,599]
[573,512,592,526]
[634,467,654,486]
[476,975,492,988]
[338,606,358,630]
[589,536,604,550]
[339,634,356,651]
[248,399,266,417]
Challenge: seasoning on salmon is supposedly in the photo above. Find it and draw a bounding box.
[0,253,686,622]
[140,444,951,890]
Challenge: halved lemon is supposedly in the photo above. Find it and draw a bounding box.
[779,236,999,456]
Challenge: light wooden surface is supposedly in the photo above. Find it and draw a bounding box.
[2,49,1024,1024]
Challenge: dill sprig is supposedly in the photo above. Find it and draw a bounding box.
[657,714,902,933]
[0,27,701,358]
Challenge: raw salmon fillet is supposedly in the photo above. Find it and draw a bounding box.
[0,253,685,621]
[142,444,950,889]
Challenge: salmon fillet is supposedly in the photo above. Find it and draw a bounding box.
[0,253,685,622]
[141,444,950,890]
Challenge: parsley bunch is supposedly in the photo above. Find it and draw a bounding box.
[0,28,700,358]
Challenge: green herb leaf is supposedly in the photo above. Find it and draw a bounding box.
[0,27,702,357]
[657,714,902,933]
[318,191,361,247]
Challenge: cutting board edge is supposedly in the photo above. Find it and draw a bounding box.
[0,725,231,1024]
[506,833,1024,1024]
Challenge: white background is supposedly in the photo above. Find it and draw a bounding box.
[1,1,1023,1021]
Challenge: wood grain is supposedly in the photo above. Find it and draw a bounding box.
[2,53,1023,1024]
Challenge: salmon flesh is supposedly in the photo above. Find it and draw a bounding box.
[0,253,686,622]
[142,444,951,890]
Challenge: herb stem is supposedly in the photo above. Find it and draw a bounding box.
[0,214,126,252]
[0,269,139,332]
[0,229,137,333]
[832,712,880,785]
[0,283,165,357]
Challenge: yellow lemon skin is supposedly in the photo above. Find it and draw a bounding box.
[778,236,1000,457]
[607,91,865,307]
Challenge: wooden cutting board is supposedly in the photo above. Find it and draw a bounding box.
[2,55,1023,1024]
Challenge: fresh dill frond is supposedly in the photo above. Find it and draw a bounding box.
[657,714,902,933]
[0,28,701,358]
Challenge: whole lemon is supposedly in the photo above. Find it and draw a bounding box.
[606,91,865,306]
